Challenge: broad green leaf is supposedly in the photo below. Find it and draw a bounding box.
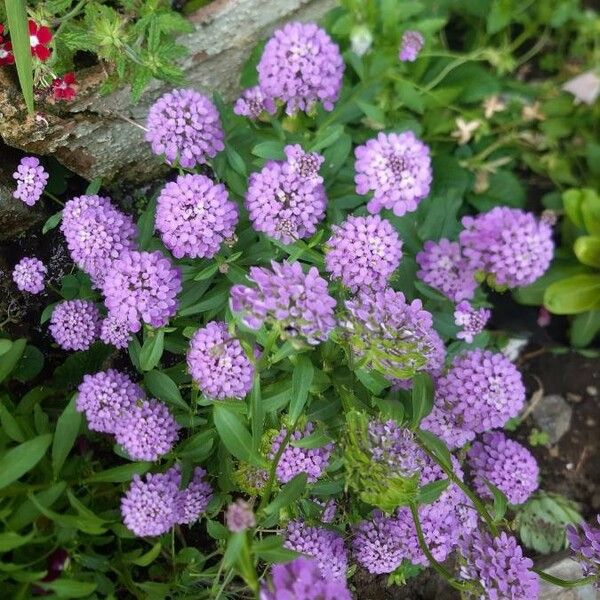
[581,189,600,235]
[408,373,434,428]
[0,404,25,442]
[42,211,63,234]
[310,124,344,152]
[144,370,188,411]
[416,429,453,471]
[28,494,107,534]
[130,542,162,566]
[223,531,245,569]
[263,473,308,516]
[574,236,600,268]
[213,404,265,467]
[545,274,600,314]
[485,480,509,522]
[85,178,102,195]
[13,344,44,382]
[562,189,584,228]
[137,196,158,250]
[41,580,97,598]
[252,535,299,562]
[570,311,600,347]
[8,481,67,530]
[290,430,332,449]
[0,338,26,383]
[418,479,450,504]
[52,396,82,477]
[355,367,390,395]
[85,462,151,483]
[0,530,35,552]
[288,356,314,422]
[251,141,286,160]
[206,518,229,540]
[140,329,165,371]
[0,434,52,489]
[0,339,11,356]
[5,0,34,113]
[226,146,247,176]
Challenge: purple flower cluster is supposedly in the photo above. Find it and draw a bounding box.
[285,521,348,580]
[187,321,255,400]
[225,499,256,532]
[315,498,337,523]
[146,88,224,168]
[459,531,539,599]
[76,369,144,433]
[103,250,182,332]
[467,431,539,505]
[269,423,333,484]
[355,131,432,216]
[260,557,351,600]
[567,516,600,586]
[325,215,402,292]
[12,256,46,294]
[233,86,276,120]
[454,301,491,343]
[49,300,101,351]
[60,195,137,287]
[121,465,213,537]
[367,420,424,478]
[245,145,326,244]
[416,239,477,302]
[12,156,48,206]
[460,207,554,288]
[399,30,424,62]
[99,314,133,349]
[114,399,179,461]
[257,22,344,115]
[343,289,445,383]
[155,174,238,259]
[230,260,336,345]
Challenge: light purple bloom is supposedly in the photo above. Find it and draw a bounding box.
[416,239,478,302]
[420,404,475,451]
[467,431,539,505]
[257,22,344,115]
[260,557,351,600]
[355,131,432,216]
[230,260,336,345]
[155,174,238,259]
[367,420,424,478]
[325,215,402,292]
[460,207,554,288]
[99,313,133,349]
[76,369,145,433]
[12,157,48,206]
[102,250,182,332]
[146,88,225,168]
[114,399,179,461]
[285,521,348,581]
[12,256,46,294]
[567,515,600,587]
[233,85,276,120]
[454,301,491,343]
[225,499,256,532]
[269,422,333,484]
[399,30,424,62]
[49,300,101,351]
[284,144,324,182]
[187,321,254,400]
[314,498,337,523]
[178,467,213,525]
[459,531,539,599]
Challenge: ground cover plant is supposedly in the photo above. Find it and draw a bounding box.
[1,0,600,598]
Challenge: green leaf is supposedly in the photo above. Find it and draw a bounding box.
[213,404,265,467]
[290,430,332,449]
[355,367,390,395]
[562,189,584,228]
[310,124,344,152]
[130,542,162,567]
[40,302,57,324]
[416,429,453,471]
[0,338,26,383]
[288,356,314,422]
[485,480,509,522]
[52,396,82,477]
[545,274,600,314]
[250,376,264,448]
[193,263,219,281]
[140,329,165,371]
[226,146,247,176]
[13,344,44,382]
[0,530,35,552]
[251,141,286,160]
[42,211,63,234]
[85,178,102,195]
[580,189,600,235]
[0,434,52,489]
[418,479,449,504]
[85,462,151,483]
[570,311,600,348]
[144,370,188,411]
[263,473,308,516]
[206,518,229,540]
[222,531,245,569]
[0,339,11,356]
[41,580,97,598]
[408,373,434,428]
[5,0,34,113]
[8,481,66,530]
[252,535,299,562]
[137,196,158,250]
[0,405,26,442]
[574,236,600,268]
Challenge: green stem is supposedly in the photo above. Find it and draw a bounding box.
[43,190,64,207]
[423,52,485,91]
[533,570,597,588]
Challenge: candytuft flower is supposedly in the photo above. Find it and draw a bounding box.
[28,20,52,61]
[12,256,46,294]
[156,174,238,259]
[257,22,344,115]
[399,30,424,62]
[187,321,254,400]
[178,467,213,525]
[100,314,133,349]
[225,499,256,532]
[355,131,432,216]
[49,300,101,351]
[567,516,600,586]
[233,86,276,120]
[454,300,491,343]
[325,215,402,292]
[146,89,224,168]
[12,156,48,206]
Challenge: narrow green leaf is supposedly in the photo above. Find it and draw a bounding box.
[0,339,11,356]
[144,370,188,411]
[137,196,158,250]
[408,373,434,428]
[0,434,52,489]
[223,531,245,569]
[130,542,162,566]
[52,396,82,477]
[0,530,35,552]
[263,473,308,516]
[416,429,453,472]
[85,178,102,195]
[0,338,26,383]
[85,462,151,483]
[5,0,34,113]
[206,518,229,540]
[251,141,285,160]
[418,479,450,504]
[252,535,299,562]
[485,479,509,522]
[8,481,66,530]
[42,211,63,234]
[213,404,265,467]
[250,375,264,448]
[0,404,26,442]
[41,580,97,598]
[288,356,314,422]
[290,430,332,449]
[139,329,165,371]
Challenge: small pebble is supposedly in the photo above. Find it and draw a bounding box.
[586,385,598,397]
[567,393,582,403]
[566,462,574,470]
[586,417,596,427]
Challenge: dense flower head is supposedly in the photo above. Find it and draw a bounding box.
[399,30,424,62]
[260,557,351,600]
[454,301,491,343]
[178,467,213,525]
[245,151,327,244]
[52,72,76,101]
[459,531,539,599]
[100,314,133,349]
[187,321,255,400]
[233,86,276,120]
[315,498,337,524]
[28,20,52,61]
[49,300,101,351]
[269,422,333,484]
[61,195,138,287]
[76,369,145,434]
[355,131,432,216]
[416,239,477,302]
[460,207,554,288]
[12,156,48,206]
[325,215,402,292]
[467,431,539,505]
[284,144,325,182]
[343,288,444,382]
[102,250,182,332]
[567,516,600,586]
[257,21,344,115]
[114,399,179,461]
[367,420,424,478]
[155,174,238,259]
[225,499,256,532]
[146,88,225,168]
[285,521,348,580]
[230,260,336,345]
[420,404,475,450]
[12,256,46,294]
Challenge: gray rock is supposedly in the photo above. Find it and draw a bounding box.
[538,557,599,599]
[532,394,573,444]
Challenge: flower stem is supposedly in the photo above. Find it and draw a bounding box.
[43,190,64,207]
[533,569,597,588]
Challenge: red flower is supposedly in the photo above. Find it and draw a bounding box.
[28,20,52,61]
[52,72,77,101]
[0,38,14,66]
[0,23,4,36]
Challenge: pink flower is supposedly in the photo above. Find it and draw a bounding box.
[53,72,76,101]
[0,24,14,66]
[28,20,52,62]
